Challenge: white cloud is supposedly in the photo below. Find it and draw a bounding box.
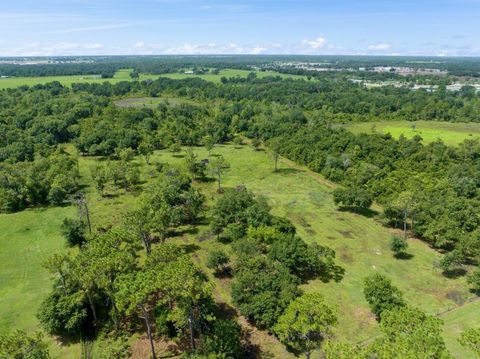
[296,36,330,54]
[160,42,268,55]
[368,43,391,50]
[307,37,327,49]
[251,46,267,54]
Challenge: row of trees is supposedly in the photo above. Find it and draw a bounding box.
[37,168,246,358]
[207,187,344,357]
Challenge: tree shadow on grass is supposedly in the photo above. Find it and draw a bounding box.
[338,206,379,219]
[273,168,303,175]
[195,176,216,183]
[442,268,468,279]
[213,267,233,279]
[179,243,201,254]
[171,226,199,237]
[100,192,120,199]
[394,252,414,260]
[318,263,346,283]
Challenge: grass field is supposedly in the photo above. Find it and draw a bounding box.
[0,69,139,89]
[0,68,307,90]
[0,144,478,358]
[344,120,480,146]
[158,69,309,83]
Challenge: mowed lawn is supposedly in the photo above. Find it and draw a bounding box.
[345,120,480,146]
[0,143,478,358]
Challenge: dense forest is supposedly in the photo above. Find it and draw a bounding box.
[1,65,480,358]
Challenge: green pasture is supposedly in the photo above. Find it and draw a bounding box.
[158,68,309,83]
[345,120,480,146]
[0,68,308,90]
[0,143,477,358]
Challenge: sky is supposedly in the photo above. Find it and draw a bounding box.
[0,0,479,57]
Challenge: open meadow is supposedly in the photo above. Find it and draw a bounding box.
[157,69,309,83]
[344,120,480,146]
[0,68,308,90]
[0,143,478,358]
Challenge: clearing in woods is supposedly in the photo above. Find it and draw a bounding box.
[0,144,478,358]
[344,120,480,146]
[0,68,308,90]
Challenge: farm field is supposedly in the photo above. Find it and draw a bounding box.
[344,120,480,146]
[0,68,307,90]
[1,143,477,358]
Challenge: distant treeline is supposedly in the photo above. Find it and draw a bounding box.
[1,55,479,77]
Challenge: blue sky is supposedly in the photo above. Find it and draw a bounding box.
[0,0,479,56]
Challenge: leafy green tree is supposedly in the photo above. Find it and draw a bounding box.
[389,191,419,239]
[42,253,74,295]
[99,336,131,359]
[75,229,137,329]
[37,288,88,338]
[231,256,299,329]
[0,330,50,359]
[459,327,480,357]
[210,188,271,238]
[47,174,74,205]
[184,148,206,179]
[333,186,373,212]
[440,250,464,273]
[115,271,159,359]
[363,273,405,319]
[267,233,327,279]
[203,319,244,359]
[60,218,86,247]
[206,250,230,275]
[90,163,109,195]
[390,235,408,257]
[126,171,204,250]
[274,292,337,359]
[203,135,215,156]
[222,223,245,241]
[324,307,450,358]
[467,268,480,293]
[375,306,450,358]
[145,246,213,351]
[209,156,230,192]
[138,140,154,164]
[267,137,282,172]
